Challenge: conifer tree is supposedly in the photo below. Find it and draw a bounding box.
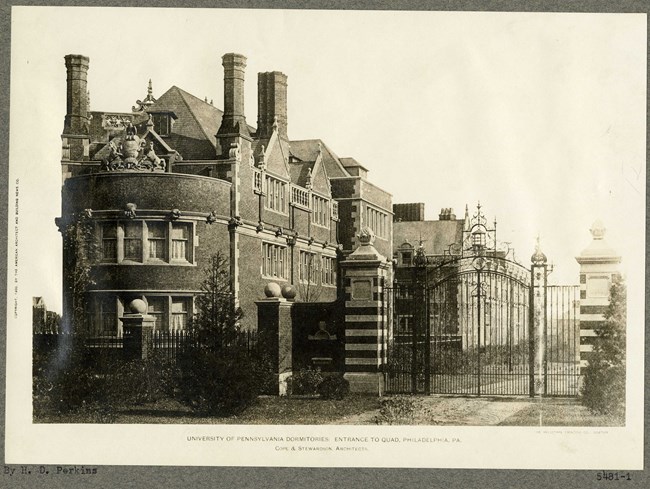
[581,275,626,419]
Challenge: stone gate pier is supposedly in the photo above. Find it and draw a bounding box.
[575,220,621,371]
[340,229,390,394]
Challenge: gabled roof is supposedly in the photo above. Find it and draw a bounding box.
[310,150,331,195]
[289,160,315,187]
[290,139,350,178]
[256,127,292,179]
[393,220,465,257]
[287,144,331,195]
[143,86,222,160]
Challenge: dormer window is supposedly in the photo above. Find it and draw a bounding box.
[150,111,176,136]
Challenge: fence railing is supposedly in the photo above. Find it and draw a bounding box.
[33,329,258,364]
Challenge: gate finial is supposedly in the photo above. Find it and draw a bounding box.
[531,236,547,265]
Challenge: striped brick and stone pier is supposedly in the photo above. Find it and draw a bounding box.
[340,228,390,394]
[575,220,621,372]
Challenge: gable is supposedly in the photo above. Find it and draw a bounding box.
[310,156,331,197]
[290,139,350,178]
[263,136,290,180]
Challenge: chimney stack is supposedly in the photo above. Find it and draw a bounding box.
[63,54,90,135]
[217,53,250,141]
[438,208,456,220]
[257,71,288,140]
[393,203,425,222]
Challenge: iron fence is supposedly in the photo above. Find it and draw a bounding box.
[33,329,258,366]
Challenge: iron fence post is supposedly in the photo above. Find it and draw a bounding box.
[528,266,535,397]
[477,268,481,397]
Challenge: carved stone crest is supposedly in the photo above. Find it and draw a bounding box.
[101,124,166,172]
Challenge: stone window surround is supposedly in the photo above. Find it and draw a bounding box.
[264,174,288,215]
[98,218,195,266]
[364,203,389,239]
[261,241,289,281]
[87,293,195,335]
[298,249,338,287]
[321,255,337,286]
[311,193,330,228]
[298,249,319,284]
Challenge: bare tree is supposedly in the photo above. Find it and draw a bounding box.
[296,252,323,302]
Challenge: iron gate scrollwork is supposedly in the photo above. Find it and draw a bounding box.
[384,206,581,397]
[384,254,532,396]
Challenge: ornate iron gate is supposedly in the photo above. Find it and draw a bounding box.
[535,284,581,396]
[384,257,581,397]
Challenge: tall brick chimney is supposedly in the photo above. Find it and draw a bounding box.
[217,53,250,142]
[63,54,90,135]
[257,71,288,140]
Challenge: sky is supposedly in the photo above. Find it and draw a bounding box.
[8,7,646,315]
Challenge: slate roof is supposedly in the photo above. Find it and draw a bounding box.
[289,139,350,178]
[88,86,260,161]
[143,86,223,160]
[289,160,315,187]
[393,219,465,257]
[340,157,368,171]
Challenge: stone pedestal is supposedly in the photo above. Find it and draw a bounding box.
[121,314,155,361]
[256,294,293,396]
[575,220,621,372]
[340,228,390,395]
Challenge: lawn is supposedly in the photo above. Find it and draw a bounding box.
[34,394,621,427]
[34,395,381,425]
[497,397,624,426]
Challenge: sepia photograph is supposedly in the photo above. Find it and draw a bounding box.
[4,5,645,472]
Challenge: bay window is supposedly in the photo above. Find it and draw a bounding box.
[98,220,194,264]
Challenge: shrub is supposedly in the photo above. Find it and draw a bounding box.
[33,340,179,420]
[33,338,111,416]
[581,363,625,417]
[374,396,417,425]
[176,348,265,416]
[105,354,179,406]
[317,374,350,400]
[288,367,324,396]
[581,275,626,420]
[175,253,270,416]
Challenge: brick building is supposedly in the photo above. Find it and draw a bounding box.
[391,202,525,350]
[58,53,392,334]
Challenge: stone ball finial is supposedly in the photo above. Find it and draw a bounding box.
[590,220,606,240]
[281,285,297,300]
[129,299,147,314]
[358,227,376,246]
[264,282,282,298]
